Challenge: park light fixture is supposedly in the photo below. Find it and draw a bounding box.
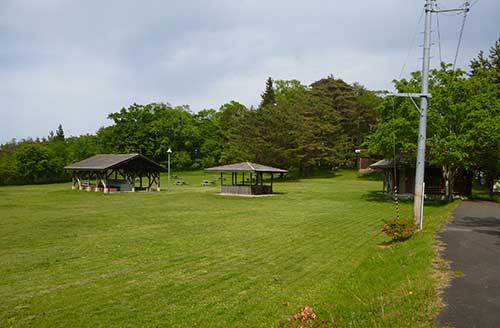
[167,148,172,192]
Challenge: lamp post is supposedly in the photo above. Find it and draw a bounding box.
[167,148,172,192]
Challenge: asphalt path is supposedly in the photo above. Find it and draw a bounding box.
[434,201,500,328]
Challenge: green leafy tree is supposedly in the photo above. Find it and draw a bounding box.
[367,46,500,199]
[218,101,255,164]
[15,143,52,183]
[193,109,222,168]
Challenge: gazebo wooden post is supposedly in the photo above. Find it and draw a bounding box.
[71,173,76,190]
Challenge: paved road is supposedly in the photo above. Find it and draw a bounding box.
[435,201,500,328]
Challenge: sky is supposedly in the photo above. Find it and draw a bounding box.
[1,0,498,143]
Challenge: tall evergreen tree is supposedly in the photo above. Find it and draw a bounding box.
[55,124,65,141]
[259,77,276,108]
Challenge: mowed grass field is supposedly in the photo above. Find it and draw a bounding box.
[0,170,457,327]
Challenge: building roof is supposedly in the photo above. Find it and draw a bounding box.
[64,154,165,171]
[205,162,288,173]
[369,156,402,169]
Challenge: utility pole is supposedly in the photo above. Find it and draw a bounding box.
[380,0,470,230]
[413,0,433,229]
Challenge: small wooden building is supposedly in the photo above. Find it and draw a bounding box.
[370,157,472,197]
[205,162,287,195]
[64,154,165,193]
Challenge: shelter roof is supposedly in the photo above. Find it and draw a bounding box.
[205,162,288,173]
[64,154,165,171]
[369,156,402,169]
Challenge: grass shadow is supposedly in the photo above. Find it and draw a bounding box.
[377,237,414,247]
[276,170,340,183]
[361,190,452,208]
[357,172,383,181]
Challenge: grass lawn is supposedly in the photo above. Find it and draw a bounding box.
[0,170,457,327]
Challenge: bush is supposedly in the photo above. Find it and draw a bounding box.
[381,218,417,241]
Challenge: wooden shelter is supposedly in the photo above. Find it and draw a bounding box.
[64,154,165,193]
[370,157,472,197]
[205,162,287,195]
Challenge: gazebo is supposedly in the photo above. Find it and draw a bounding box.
[205,162,287,195]
[64,154,165,193]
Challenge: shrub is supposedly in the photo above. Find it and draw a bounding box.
[381,218,417,241]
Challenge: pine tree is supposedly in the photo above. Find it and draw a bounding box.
[259,77,276,108]
[55,124,65,141]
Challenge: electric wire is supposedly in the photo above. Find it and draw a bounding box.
[469,0,479,9]
[436,12,443,64]
[399,9,425,80]
[452,2,469,70]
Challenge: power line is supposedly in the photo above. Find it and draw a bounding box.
[452,1,470,70]
[399,9,425,80]
[436,12,443,64]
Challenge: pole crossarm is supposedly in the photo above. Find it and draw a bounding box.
[431,8,468,13]
[376,93,432,115]
[378,93,432,98]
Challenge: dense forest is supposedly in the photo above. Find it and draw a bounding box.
[1,39,499,189]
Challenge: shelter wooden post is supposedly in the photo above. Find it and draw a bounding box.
[95,173,100,192]
[77,172,82,190]
[102,171,109,193]
[86,173,91,192]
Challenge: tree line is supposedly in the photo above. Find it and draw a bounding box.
[1,39,499,190]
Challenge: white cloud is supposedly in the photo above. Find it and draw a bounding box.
[1,0,498,142]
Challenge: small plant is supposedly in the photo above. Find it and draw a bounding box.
[279,306,340,328]
[381,218,417,241]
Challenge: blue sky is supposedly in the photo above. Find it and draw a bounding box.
[1,0,498,142]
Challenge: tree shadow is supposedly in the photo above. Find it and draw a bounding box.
[276,170,340,183]
[377,237,414,247]
[454,216,500,228]
[361,190,451,207]
[357,172,383,181]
